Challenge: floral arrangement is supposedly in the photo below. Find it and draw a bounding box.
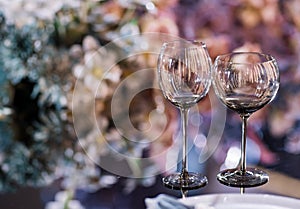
[0,10,73,191]
[0,0,179,195]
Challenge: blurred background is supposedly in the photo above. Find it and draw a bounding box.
[0,0,300,208]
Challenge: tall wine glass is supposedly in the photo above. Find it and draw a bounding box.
[212,52,280,187]
[157,40,212,191]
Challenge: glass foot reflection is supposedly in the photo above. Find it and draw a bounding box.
[162,172,208,190]
[217,167,268,188]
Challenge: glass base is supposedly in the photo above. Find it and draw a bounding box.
[217,167,269,188]
[162,172,208,190]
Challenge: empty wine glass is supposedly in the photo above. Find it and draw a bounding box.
[157,40,212,191]
[212,52,280,187]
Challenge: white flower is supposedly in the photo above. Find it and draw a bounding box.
[0,0,82,24]
[45,190,85,209]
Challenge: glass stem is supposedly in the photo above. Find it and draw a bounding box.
[240,115,249,174]
[180,107,189,177]
[181,189,188,198]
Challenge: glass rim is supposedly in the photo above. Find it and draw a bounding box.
[215,51,276,64]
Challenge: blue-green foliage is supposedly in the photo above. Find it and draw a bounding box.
[0,10,73,192]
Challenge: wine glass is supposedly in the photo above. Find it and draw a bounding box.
[212,52,280,187]
[157,40,212,191]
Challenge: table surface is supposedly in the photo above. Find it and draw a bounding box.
[0,156,299,209]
